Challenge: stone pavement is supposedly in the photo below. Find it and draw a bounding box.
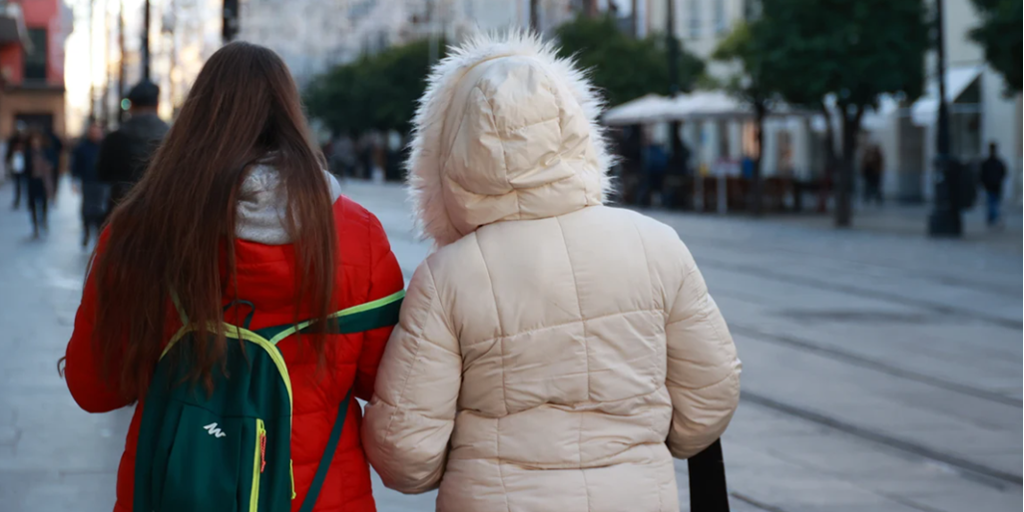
[0,178,1019,512]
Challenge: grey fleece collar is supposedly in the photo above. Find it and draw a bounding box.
[236,164,342,245]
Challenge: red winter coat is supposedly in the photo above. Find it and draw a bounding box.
[63,195,404,512]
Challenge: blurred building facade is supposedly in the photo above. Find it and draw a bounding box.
[866,0,1023,204]
[631,0,1021,205]
[237,0,579,86]
[635,0,812,185]
[0,0,72,138]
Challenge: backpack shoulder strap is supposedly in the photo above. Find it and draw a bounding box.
[260,290,405,510]
[298,390,352,512]
[259,290,406,345]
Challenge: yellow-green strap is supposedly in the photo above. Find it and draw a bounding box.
[264,290,406,345]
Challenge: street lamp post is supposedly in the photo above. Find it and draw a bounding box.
[927,0,962,236]
[223,0,239,44]
[117,0,126,123]
[529,0,539,32]
[666,0,687,209]
[142,0,151,81]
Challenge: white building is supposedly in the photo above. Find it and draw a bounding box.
[237,0,577,86]
[867,0,1022,203]
[632,0,811,183]
[630,0,1021,205]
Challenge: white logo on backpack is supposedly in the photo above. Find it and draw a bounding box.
[203,422,227,438]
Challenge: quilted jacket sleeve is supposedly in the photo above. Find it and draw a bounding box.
[354,216,404,402]
[362,260,461,494]
[664,242,741,459]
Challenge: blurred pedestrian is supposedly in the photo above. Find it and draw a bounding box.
[363,33,741,512]
[71,122,106,247]
[861,144,884,206]
[25,130,57,238]
[332,135,356,179]
[96,79,169,212]
[6,123,28,209]
[636,142,667,207]
[979,141,1007,227]
[62,42,402,512]
[46,127,65,202]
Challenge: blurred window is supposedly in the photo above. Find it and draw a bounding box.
[715,0,726,34]
[24,28,47,82]
[689,0,701,38]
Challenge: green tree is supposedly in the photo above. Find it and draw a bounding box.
[712,21,772,216]
[969,0,1022,93]
[305,39,444,135]
[755,0,929,227]
[555,16,705,107]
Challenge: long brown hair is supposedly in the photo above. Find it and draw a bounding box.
[91,42,336,401]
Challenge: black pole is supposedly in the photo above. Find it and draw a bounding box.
[141,0,151,81]
[223,0,239,44]
[88,0,95,120]
[928,0,962,236]
[529,0,539,32]
[667,0,687,209]
[632,0,639,37]
[117,0,126,123]
[101,0,110,127]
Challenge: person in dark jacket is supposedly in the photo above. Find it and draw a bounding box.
[96,80,169,211]
[979,142,1008,227]
[25,130,57,238]
[72,122,106,246]
[6,124,28,209]
[861,145,884,206]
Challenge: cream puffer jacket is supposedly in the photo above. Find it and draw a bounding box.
[362,33,741,512]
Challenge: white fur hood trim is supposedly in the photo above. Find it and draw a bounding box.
[405,31,614,247]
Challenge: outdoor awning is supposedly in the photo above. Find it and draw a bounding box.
[910,66,983,126]
[603,91,810,126]
[602,94,674,125]
[665,90,752,119]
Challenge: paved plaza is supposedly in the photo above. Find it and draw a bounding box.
[1,179,1020,511]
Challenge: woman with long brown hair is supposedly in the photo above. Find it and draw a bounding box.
[63,42,403,512]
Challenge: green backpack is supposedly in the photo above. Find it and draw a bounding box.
[133,291,405,512]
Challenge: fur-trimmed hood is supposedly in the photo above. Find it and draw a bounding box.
[406,32,613,247]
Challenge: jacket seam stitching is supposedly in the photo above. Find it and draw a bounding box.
[667,367,735,392]
[483,94,521,219]
[630,219,663,400]
[461,307,657,348]
[381,261,435,446]
[474,236,509,417]
[556,216,590,401]
[665,283,711,327]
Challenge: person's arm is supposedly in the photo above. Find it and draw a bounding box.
[663,239,741,459]
[362,260,461,494]
[353,215,404,401]
[63,231,133,413]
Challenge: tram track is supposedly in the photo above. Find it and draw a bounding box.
[730,323,1022,408]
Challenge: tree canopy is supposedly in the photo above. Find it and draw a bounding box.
[305,39,443,135]
[555,16,705,107]
[969,0,1022,93]
[755,0,928,110]
[751,0,929,226]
